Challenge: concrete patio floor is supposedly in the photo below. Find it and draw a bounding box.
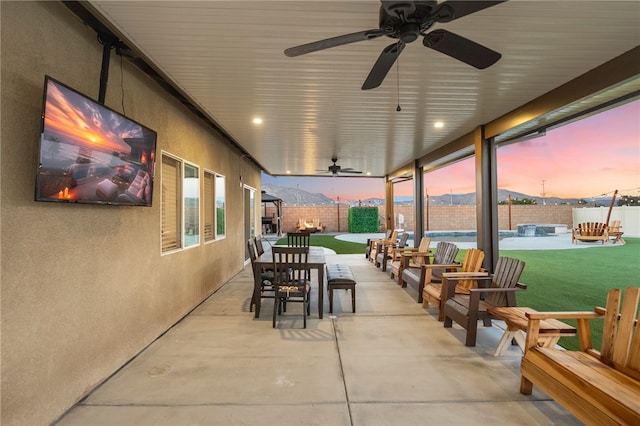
[55,254,581,426]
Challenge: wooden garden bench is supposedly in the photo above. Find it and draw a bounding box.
[571,222,609,244]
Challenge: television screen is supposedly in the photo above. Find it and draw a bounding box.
[35,76,157,206]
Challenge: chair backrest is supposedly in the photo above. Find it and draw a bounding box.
[433,241,459,265]
[456,248,486,291]
[608,220,622,232]
[255,235,265,256]
[397,233,409,248]
[599,287,639,377]
[417,237,431,252]
[271,246,309,285]
[384,229,393,239]
[247,238,257,263]
[485,256,526,307]
[287,231,310,247]
[578,222,607,236]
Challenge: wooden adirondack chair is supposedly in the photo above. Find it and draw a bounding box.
[443,256,526,346]
[402,241,459,303]
[369,230,398,264]
[376,232,409,271]
[389,237,431,282]
[520,287,640,425]
[366,229,391,259]
[608,219,625,244]
[572,222,609,244]
[423,248,486,321]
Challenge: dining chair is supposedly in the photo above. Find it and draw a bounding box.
[254,235,265,256]
[247,238,275,314]
[271,246,311,328]
[287,231,311,279]
[287,231,311,247]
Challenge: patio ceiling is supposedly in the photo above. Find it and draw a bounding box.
[82,1,640,178]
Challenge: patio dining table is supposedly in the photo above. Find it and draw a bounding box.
[252,246,326,320]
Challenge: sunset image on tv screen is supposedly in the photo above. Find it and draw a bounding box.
[36,77,157,206]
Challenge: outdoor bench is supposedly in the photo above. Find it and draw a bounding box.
[571,222,609,244]
[520,287,640,426]
[326,264,357,313]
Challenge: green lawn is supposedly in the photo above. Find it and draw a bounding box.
[276,234,639,350]
[500,238,640,350]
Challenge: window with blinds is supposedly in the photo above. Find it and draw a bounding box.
[203,171,215,242]
[161,154,182,252]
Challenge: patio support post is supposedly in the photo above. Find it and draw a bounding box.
[413,160,424,249]
[385,179,394,232]
[475,126,499,272]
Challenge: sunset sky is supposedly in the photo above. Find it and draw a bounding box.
[263,100,639,201]
[44,79,144,153]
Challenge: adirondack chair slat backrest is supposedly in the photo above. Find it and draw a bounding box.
[485,257,526,307]
[457,249,486,291]
[430,242,459,281]
[433,241,458,265]
[600,287,640,373]
[412,237,432,266]
[398,232,409,248]
[578,222,607,237]
[608,220,622,233]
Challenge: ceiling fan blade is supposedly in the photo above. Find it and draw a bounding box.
[423,29,501,69]
[284,29,386,57]
[339,169,363,174]
[433,1,505,23]
[362,42,405,90]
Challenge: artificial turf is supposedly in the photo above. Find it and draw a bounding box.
[499,237,639,350]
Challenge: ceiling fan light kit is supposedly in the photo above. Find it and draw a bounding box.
[285,0,505,89]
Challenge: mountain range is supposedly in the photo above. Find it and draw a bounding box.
[261,184,601,206]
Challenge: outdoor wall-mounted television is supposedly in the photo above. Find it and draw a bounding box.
[35,76,157,206]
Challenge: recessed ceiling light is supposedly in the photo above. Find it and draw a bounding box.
[366,172,371,176]
[286,170,291,174]
[434,121,444,128]
[252,117,263,125]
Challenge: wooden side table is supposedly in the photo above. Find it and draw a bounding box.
[487,306,577,356]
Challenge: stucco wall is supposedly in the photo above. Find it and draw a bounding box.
[0,2,260,425]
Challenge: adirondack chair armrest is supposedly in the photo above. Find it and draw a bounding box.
[465,285,525,310]
[442,272,489,281]
[401,251,432,257]
[443,274,492,300]
[468,285,526,294]
[442,271,489,279]
[524,311,602,321]
[422,262,460,270]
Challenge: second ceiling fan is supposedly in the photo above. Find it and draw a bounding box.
[285,0,505,90]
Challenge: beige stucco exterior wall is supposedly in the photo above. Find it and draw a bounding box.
[0,2,261,425]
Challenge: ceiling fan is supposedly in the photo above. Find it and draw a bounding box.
[317,157,363,176]
[284,0,504,90]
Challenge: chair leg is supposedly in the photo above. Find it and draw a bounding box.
[465,323,478,346]
[329,286,334,313]
[272,296,278,328]
[351,287,356,313]
[303,299,307,329]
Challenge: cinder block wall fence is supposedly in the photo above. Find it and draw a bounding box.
[265,204,576,233]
